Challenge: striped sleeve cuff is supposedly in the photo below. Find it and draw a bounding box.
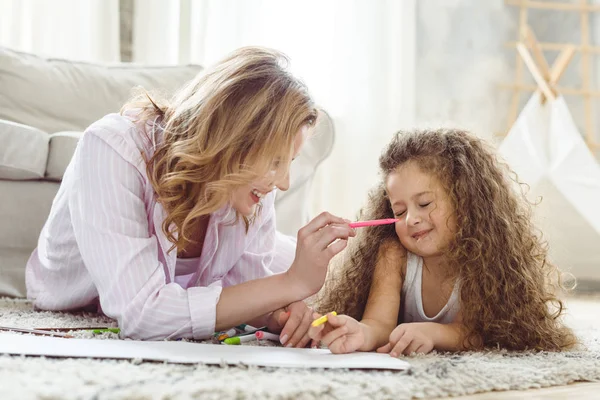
[187,281,223,339]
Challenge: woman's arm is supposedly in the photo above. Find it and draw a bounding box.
[215,273,306,331]
[219,195,313,346]
[215,211,354,331]
[358,240,406,351]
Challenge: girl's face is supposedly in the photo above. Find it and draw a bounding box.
[231,125,309,217]
[386,161,456,258]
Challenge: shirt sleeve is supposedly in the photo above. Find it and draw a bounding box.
[69,131,221,340]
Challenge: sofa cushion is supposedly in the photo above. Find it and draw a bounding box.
[0,47,202,133]
[0,180,60,297]
[46,131,83,181]
[0,119,49,180]
[0,180,59,251]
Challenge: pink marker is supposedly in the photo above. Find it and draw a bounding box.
[348,218,399,228]
[255,331,280,342]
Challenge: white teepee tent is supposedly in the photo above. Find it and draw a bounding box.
[499,28,600,280]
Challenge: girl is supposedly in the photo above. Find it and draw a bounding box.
[26,47,355,345]
[309,128,577,355]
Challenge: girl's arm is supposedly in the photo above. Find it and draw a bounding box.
[377,312,474,355]
[426,321,465,351]
[307,239,405,354]
[358,240,406,351]
[429,311,480,351]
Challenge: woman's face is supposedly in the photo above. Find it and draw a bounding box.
[231,125,309,217]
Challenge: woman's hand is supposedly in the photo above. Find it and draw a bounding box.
[266,300,315,348]
[377,322,435,356]
[307,312,366,354]
[285,212,356,298]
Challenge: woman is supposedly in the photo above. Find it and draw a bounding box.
[26,47,354,346]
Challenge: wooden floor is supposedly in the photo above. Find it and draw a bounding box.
[443,381,600,399]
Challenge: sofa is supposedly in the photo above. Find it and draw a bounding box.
[0,47,335,298]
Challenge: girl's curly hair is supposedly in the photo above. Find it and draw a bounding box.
[316,128,577,351]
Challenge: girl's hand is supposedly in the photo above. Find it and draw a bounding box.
[285,212,356,298]
[377,322,435,356]
[307,312,366,354]
[266,301,314,348]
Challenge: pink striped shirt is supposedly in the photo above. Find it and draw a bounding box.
[26,112,296,340]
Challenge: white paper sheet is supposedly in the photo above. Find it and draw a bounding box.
[0,333,410,371]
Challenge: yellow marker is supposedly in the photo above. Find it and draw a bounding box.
[311,311,337,327]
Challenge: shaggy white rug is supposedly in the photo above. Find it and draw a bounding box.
[1,296,599,400]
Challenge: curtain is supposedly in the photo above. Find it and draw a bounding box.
[133,0,416,218]
[0,0,120,62]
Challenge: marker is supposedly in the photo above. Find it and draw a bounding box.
[92,328,120,334]
[348,219,398,228]
[311,311,337,327]
[215,327,237,341]
[223,334,257,345]
[255,331,280,342]
[236,324,261,333]
[221,328,237,337]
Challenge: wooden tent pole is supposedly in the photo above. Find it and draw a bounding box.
[517,43,557,101]
[523,25,553,102]
[523,26,551,79]
[550,45,576,85]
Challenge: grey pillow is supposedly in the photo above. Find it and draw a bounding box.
[0,119,48,180]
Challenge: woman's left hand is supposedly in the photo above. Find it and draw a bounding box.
[267,300,315,348]
[376,322,435,356]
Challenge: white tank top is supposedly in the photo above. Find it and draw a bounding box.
[400,252,460,324]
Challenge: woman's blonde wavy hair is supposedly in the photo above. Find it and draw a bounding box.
[122,47,317,253]
[316,128,578,351]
